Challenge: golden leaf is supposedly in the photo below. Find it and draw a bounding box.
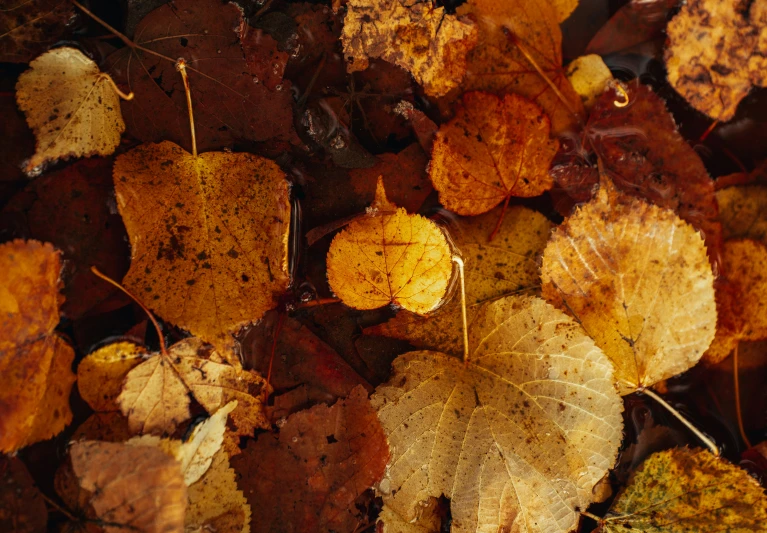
[601,447,767,532]
[565,54,613,109]
[429,91,558,219]
[374,295,623,533]
[326,178,453,314]
[716,185,767,244]
[0,239,75,453]
[77,342,144,412]
[366,205,553,356]
[15,47,126,175]
[117,337,269,437]
[665,0,767,121]
[113,141,290,352]
[341,0,477,97]
[176,400,237,486]
[541,187,717,395]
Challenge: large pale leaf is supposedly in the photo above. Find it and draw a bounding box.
[373,295,623,533]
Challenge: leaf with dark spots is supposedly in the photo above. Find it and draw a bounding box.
[0,0,74,63]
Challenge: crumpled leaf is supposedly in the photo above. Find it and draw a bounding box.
[565,54,612,109]
[106,0,296,152]
[0,239,75,453]
[0,456,47,533]
[341,0,478,97]
[429,91,558,219]
[600,447,767,532]
[113,141,290,352]
[717,185,767,244]
[70,440,187,533]
[373,295,623,533]
[232,386,389,533]
[366,205,553,357]
[665,0,767,121]
[0,0,74,63]
[458,0,584,135]
[15,47,127,175]
[541,186,717,395]
[326,178,452,314]
[77,341,144,412]
[117,337,269,438]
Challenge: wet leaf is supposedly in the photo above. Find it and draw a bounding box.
[341,0,478,97]
[113,141,290,352]
[366,205,553,357]
[717,185,767,244]
[600,447,767,532]
[0,456,47,533]
[565,54,612,109]
[232,386,389,533]
[374,295,623,533]
[541,186,717,395]
[429,91,558,219]
[15,47,127,175]
[586,0,677,56]
[77,341,144,412]
[0,0,74,63]
[665,0,767,121]
[0,239,75,453]
[326,178,453,314]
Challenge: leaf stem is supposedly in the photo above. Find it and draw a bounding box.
[176,59,197,157]
[733,342,752,448]
[100,73,134,101]
[580,510,603,524]
[452,256,469,364]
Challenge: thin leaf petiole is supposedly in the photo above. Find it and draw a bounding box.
[176,59,197,157]
[452,256,469,364]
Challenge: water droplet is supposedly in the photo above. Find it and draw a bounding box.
[275,84,283,91]
[291,436,298,443]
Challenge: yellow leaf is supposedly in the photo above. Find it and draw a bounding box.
[541,187,717,395]
[177,400,237,486]
[326,178,453,314]
[366,205,553,356]
[566,54,613,109]
[601,447,767,532]
[552,0,579,22]
[113,141,290,353]
[77,342,144,412]
[374,295,623,533]
[341,0,477,97]
[15,47,126,175]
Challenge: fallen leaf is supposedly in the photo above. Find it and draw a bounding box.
[393,101,438,153]
[240,27,289,91]
[341,0,478,97]
[175,400,237,486]
[0,0,74,63]
[113,141,290,352]
[585,0,677,56]
[565,54,612,109]
[15,47,127,176]
[0,239,75,453]
[0,456,47,533]
[717,185,767,244]
[77,341,144,412]
[117,336,269,438]
[366,205,553,357]
[458,0,584,134]
[70,440,187,532]
[327,178,452,314]
[106,0,296,152]
[379,501,442,533]
[232,386,389,533]
[373,295,623,533]
[552,0,579,22]
[600,447,767,531]
[429,91,558,222]
[665,0,767,121]
[541,186,717,395]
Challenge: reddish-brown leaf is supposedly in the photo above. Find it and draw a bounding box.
[586,0,678,56]
[0,457,47,533]
[0,0,74,63]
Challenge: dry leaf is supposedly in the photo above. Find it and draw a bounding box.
[187,449,251,533]
[113,141,290,352]
[665,0,767,121]
[117,337,269,437]
[429,91,558,219]
[70,440,187,532]
[77,342,144,412]
[366,205,553,357]
[541,187,717,395]
[0,0,74,63]
[176,400,237,486]
[600,447,767,532]
[0,239,75,453]
[326,178,452,314]
[0,456,47,533]
[16,47,126,175]
[341,0,478,97]
[565,54,613,109]
[232,386,389,533]
[717,185,767,244]
[374,295,623,533]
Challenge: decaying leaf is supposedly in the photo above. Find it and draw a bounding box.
[586,0,676,56]
[600,447,767,532]
[0,0,74,63]
[565,54,613,109]
[70,440,187,532]
[341,0,478,97]
[117,337,269,437]
[366,205,553,357]
[0,239,75,453]
[113,141,290,352]
[665,0,767,121]
[232,386,389,533]
[429,92,558,221]
[77,342,144,412]
[541,187,717,395]
[374,295,623,533]
[16,47,127,176]
[717,185,767,244]
[0,456,47,533]
[326,178,452,314]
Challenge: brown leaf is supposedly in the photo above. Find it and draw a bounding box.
[0,240,75,452]
[717,184,767,244]
[106,0,296,152]
[0,456,47,533]
[0,0,74,63]
[586,0,677,56]
[232,386,389,533]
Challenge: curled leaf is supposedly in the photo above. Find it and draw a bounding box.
[77,342,144,412]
